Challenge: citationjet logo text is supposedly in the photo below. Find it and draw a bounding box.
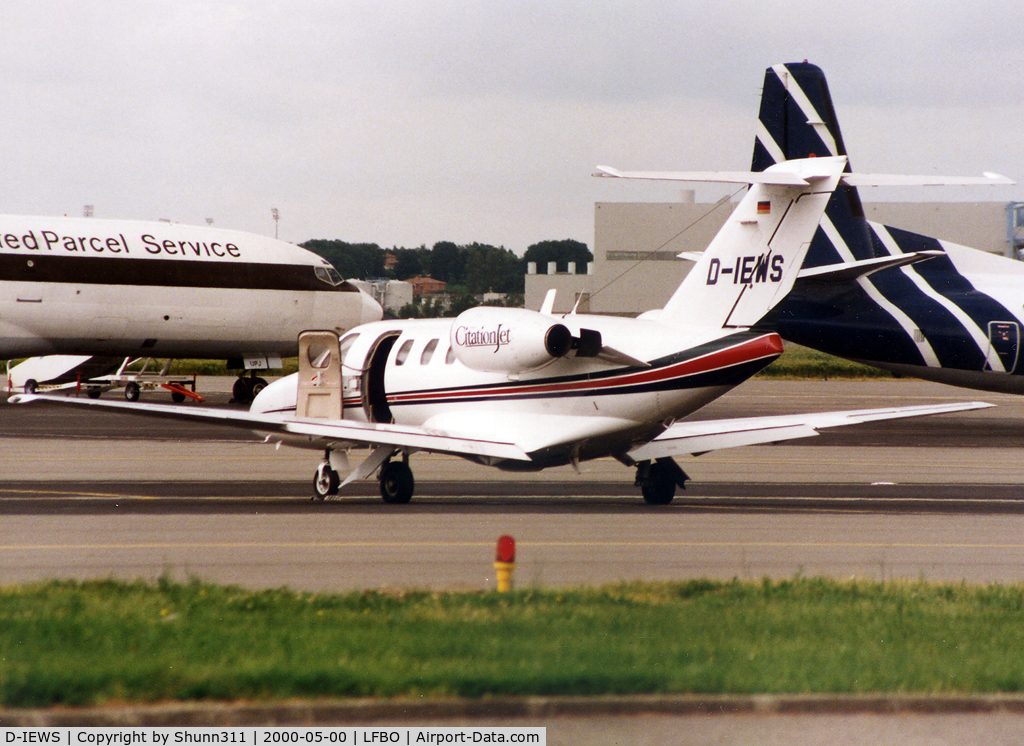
[453,325,511,353]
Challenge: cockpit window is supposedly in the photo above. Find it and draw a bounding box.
[445,346,456,364]
[395,338,414,366]
[315,264,344,286]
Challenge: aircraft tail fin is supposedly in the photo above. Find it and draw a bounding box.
[654,157,846,328]
[752,62,876,268]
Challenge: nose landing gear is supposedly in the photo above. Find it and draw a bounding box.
[313,459,341,500]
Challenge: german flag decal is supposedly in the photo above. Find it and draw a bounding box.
[757,201,771,214]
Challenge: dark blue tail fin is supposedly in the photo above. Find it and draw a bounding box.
[752,63,877,267]
[759,62,1017,376]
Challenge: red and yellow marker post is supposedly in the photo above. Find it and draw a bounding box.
[494,535,516,592]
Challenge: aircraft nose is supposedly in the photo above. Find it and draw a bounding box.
[360,288,384,323]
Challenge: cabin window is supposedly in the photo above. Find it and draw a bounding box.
[339,333,359,368]
[395,338,415,366]
[420,339,439,365]
[445,346,456,364]
[315,265,344,286]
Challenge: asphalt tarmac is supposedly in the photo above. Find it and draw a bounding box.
[3,377,1024,591]
[6,376,1024,741]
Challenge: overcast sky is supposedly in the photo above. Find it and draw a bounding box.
[2,1,1021,254]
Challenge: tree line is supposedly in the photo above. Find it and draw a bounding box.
[300,239,593,295]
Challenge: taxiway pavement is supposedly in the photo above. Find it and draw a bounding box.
[2,378,1024,591]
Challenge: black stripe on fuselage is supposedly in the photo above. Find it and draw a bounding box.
[0,253,359,292]
[387,331,778,408]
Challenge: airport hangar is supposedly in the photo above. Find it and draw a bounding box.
[526,198,1024,315]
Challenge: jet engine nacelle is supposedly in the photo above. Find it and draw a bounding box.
[451,306,573,373]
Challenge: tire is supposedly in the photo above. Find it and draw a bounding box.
[124,382,141,402]
[24,379,38,394]
[313,462,340,499]
[379,461,414,504]
[232,377,254,404]
[640,460,676,505]
[171,390,186,403]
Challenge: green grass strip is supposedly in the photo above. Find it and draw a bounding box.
[756,345,893,379]
[4,577,1024,707]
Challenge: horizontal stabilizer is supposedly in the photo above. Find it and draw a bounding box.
[597,166,1013,189]
[842,172,1014,187]
[595,164,810,186]
[797,251,944,283]
[626,401,992,461]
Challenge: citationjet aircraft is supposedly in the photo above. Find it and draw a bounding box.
[1,216,382,401]
[753,62,1024,395]
[13,156,991,504]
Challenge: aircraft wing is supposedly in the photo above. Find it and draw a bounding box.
[626,401,993,461]
[10,394,990,466]
[9,393,530,463]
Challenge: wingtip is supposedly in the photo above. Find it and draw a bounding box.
[982,172,1015,185]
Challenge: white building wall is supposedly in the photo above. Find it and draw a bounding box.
[540,201,1014,316]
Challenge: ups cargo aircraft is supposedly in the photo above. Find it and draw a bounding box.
[0,216,382,401]
[750,62,1024,394]
[13,156,990,504]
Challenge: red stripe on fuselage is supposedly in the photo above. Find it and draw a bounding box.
[386,332,783,406]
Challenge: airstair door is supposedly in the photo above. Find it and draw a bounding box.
[297,330,343,419]
[986,321,1019,374]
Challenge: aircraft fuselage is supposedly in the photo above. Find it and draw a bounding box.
[779,236,1024,396]
[0,215,381,360]
[254,316,785,469]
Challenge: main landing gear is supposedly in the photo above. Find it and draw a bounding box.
[313,450,415,504]
[232,373,269,404]
[634,458,690,505]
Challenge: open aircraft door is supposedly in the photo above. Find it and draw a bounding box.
[297,330,343,419]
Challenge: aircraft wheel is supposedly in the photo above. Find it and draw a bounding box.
[124,382,141,402]
[232,377,254,404]
[250,377,269,398]
[87,388,102,399]
[23,379,38,394]
[640,461,676,505]
[380,460,414,504]
[171,390,187,403]
[313,461,340,500]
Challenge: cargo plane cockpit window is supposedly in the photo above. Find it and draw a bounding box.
[315,265,344,286]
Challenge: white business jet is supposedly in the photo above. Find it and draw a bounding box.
[12,157,991,503]
[1,216,382,401]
